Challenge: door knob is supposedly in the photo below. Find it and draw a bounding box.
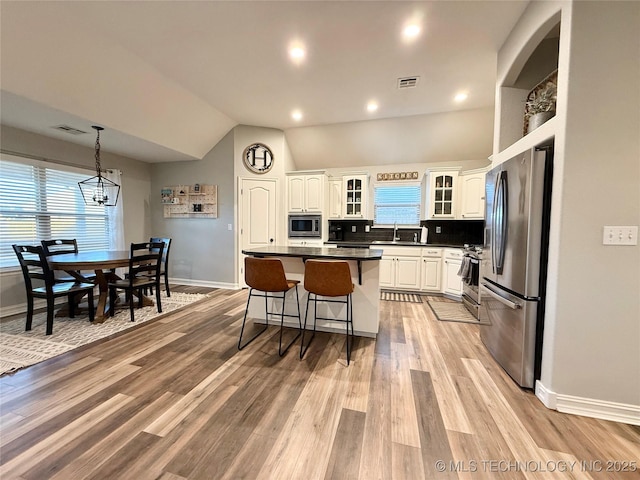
[269,238,274,243]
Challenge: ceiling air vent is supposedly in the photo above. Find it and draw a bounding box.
[51,125,89,135]
[397,76,420,89]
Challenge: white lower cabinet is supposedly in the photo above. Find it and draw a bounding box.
[442,248,463,296]
[379,247,421,290]
[420,248,442,292]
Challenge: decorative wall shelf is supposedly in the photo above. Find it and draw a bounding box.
[162,184,218,218]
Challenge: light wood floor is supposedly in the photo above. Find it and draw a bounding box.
[1,286,638,479]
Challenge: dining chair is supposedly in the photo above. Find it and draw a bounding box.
[148,237,171,297]
[108,241,164,322]
[13,244,95,335]
[41,239,97,284]
[239,257,302,356]
[300,260,355,365]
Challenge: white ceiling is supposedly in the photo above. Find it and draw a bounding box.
[0,1,528,165]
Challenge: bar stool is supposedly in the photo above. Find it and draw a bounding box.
[239,257,302,356]
[300,260,355,365]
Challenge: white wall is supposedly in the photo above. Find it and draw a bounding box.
[150,129,236,287]
[0,125,152,313]
[497,1,640,419]
[285,107,494,170]
[550,1,639,406]
[233,125,292,285]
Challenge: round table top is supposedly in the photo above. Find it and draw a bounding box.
[48,250,131,270]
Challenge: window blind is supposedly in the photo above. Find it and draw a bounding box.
[374,184,421,225]
[0,158,110,268]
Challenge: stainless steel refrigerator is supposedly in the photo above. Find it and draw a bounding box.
[480,145,553,388]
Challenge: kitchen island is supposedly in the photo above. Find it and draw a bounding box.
[242,246,383,337]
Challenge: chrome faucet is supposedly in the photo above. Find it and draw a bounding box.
[393,222,400,241]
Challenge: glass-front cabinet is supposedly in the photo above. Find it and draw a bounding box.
[426,169,459,219]
[343,174,368,218]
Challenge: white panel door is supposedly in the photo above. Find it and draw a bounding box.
[379,257,395,288]
[443,259,463,296]
[459,172,485,219]
[421,257,442,291]
[304,175,324,212]
[328,178,343,219]
[395,257,421,290]
[287,176,305,212]
[239,178,278,285]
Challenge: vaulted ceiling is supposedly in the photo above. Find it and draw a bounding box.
[0,1,528,167]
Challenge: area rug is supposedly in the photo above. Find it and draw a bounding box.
[380,291,423,303]
[0,291,208,376]
[427,299,489,325]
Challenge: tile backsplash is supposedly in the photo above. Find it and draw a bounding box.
[328,219,484,246]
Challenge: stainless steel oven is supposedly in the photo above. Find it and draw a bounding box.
[461,245,482,319]
[288,214,322,238]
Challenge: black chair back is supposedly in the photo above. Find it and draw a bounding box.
[149,237,172,296]
[13,244,56,293]
[41,239,79,256]
[127,242,164,287]
[149,237,171,270]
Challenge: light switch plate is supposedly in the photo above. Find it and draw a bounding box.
[603,226,638,245]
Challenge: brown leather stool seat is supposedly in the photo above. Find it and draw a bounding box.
[239,257,302,356]
[300,260,355,365]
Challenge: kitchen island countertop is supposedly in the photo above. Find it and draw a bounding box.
[242,245,383,261]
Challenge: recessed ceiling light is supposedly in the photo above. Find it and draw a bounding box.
[289,45,306,63]
[291,110,303,121]
[367,102,379,113]
[454,92,468,102]
[402,24,421,40]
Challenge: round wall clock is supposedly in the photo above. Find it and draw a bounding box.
[242,143,274,174]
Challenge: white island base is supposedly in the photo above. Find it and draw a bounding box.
[246,255,381,338]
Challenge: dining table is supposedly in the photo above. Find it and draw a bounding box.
[48,250,153,323]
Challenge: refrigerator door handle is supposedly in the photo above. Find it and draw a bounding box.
[481,282,522,310]
[493,171,508,275]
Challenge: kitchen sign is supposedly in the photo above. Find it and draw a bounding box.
[377,171,419,181]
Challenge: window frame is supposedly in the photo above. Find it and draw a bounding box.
[0,153,112,270]
[373,181,422,227]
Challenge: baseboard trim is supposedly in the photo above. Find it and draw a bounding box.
[0,298,64,318]
[169,277,239,290]
[536,380,640,426]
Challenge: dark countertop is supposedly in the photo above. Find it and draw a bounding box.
[324,241,465,248]
[242,246,383,261]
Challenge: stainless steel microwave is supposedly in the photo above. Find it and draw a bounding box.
[288,214,322,238]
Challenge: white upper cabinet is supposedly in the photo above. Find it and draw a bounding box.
[426,168,459,219]
[287,174,325,213]
[327,178,343,219]
[458,169,487,219]
[343,174,368,218]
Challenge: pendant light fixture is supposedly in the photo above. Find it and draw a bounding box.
[78,126,120,206]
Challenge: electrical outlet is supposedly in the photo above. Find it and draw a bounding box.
[227,223,233,231]
[603,226,638,245]
[436,226,442,234]
[351,225,357,233]
[365,225,370,232]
